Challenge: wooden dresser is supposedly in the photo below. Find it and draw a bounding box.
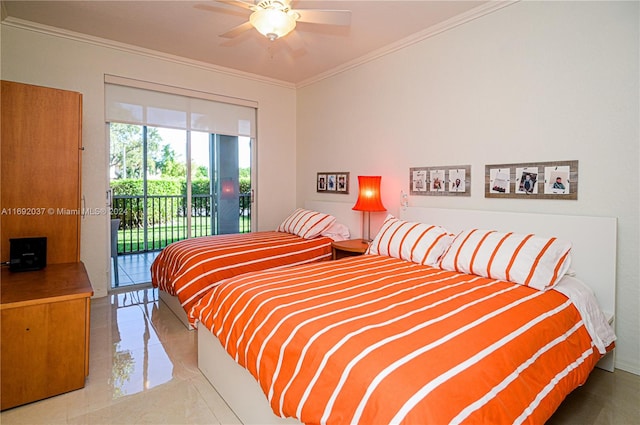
[1,80,83,265]
[1,263,93,410]
[1,81,91,410]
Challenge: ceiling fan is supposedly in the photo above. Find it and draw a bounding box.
[217,0,351,42]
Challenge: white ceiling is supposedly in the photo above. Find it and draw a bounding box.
[1,1,507,86]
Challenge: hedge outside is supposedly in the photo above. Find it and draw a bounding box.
[111,178,250,228]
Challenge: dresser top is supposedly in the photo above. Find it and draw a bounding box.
[1,262,93,308]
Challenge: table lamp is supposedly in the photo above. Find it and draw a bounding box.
[352,175,386,241]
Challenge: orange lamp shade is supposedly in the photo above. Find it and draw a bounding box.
[352,176,386,212]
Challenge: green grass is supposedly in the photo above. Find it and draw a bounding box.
[116,217,250,253]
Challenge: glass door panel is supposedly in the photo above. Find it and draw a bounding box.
[191,131,213,237]
[109,122,253,288]
[239,137,252,233]
[147,127,187,251]
[109,123,144,254]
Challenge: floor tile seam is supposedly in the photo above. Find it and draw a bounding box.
[63,377,187,424]
[189,375,231,424]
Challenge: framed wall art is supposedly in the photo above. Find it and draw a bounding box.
[317,172,349,194]
[409,165,471,196]
[485,160,578,200]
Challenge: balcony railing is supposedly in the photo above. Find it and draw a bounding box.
[112,193,251,254]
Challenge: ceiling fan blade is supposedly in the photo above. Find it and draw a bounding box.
[219,21,254,38]
[293,9,351,26]
[216,0,255,11]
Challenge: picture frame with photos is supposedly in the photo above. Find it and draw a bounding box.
[485,160,578,199]
[409,165,471,196]
[317,172,349,194]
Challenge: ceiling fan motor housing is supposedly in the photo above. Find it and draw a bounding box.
[218,0,350,42]
[250,0,299,40]
[255,0,291,11]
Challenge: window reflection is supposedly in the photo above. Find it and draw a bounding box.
[108,290,173,397]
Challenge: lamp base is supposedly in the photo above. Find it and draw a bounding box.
[362,211,373,242]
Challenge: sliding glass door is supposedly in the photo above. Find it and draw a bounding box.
[105,78,256,288]
[191,132,252,236]
[109,123,252,258]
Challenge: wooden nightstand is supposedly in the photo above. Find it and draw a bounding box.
[331,239,370,260]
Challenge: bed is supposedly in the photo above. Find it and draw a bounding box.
[151,208,349,327]
[191,207,617,424]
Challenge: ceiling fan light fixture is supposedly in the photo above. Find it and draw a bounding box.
[249,8,297,41]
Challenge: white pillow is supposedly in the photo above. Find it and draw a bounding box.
[277,208,337,239]
[554,275,616,354]
[367,214,452,267]
[438,229,572,291]
[321,222,351,242]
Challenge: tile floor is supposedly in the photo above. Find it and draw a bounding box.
[1,287,638,424]
[112,252,160,288]
[0,287,240,425]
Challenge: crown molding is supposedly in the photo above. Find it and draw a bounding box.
[296,1,518,88]
[2,1,517,90]
[1,17,297,90]
[1,2,8,21]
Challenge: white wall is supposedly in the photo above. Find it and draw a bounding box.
[2,1,637,375]
[1,24,299,298]
[297,1,639,374]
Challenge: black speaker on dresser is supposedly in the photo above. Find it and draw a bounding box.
[9,237,47,272]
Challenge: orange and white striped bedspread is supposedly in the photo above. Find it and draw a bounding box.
[151,231,332,314]
[191,254,610,425]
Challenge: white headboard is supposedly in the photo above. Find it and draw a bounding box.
[398,207,617,320]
